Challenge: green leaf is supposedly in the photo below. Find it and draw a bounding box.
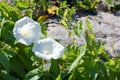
[0,52,10,73]
[61,19,68,29]
[91,0,100,9]
[39,21,47,35]
[0,70,17,80]
[86,18,93,30]
[106,0,115,8]
[0,41,17,58]
[50,59,60,78]
[56,74,61,80]
[77,2,89,10]
[15,1,29,10]
[39,0,48,11]
[85,64,98,80]
[86,18,95,39]
[63,9,68,18]
[72,20,86,39]
[0,18,11,38]
[116,71,120,80]
[68,46,86,73]
[96,61,107,76]
[0,1,21,21]
[43,62,51,71]
[115,4,120,10]
[16,46,34,71]
[10,56,26,78]
[108,69,116,79]
[24,68,43,80]
[1,20,15,43]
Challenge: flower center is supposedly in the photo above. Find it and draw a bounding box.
[43,50,51,55]
[20,23,35,38]
[21,30,31,37]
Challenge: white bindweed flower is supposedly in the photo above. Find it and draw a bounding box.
[32,38,64,61]
[13,16,42,45]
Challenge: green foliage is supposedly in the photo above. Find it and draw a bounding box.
[115,4,120,11]
[0,18,15,43]
[106,0,115,9]
[68,46,86,73]
[0,1,21,21]
[0,51,10,73]
[57,2,76,29]
[72,20,86,38]
[0,0,120,80]
[76,0,100,12]
[50,59,60,78]
[0,70,18,80]
[66,18,120,80]
[24,68,44,80]
[39,21,47,36]
[34,0,48,11]
[15,1,30,10]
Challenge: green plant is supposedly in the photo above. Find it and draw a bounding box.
[74,0,100,13]
[0,1,21,21]
[59,6,76,29]
[65,18,120,80]
[106,0,115,9]
[1,0,120,80]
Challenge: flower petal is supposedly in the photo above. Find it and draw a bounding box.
[52,43,64,59]
[35,52,53,60]
[32,38,64,60]
[13,16,42,45]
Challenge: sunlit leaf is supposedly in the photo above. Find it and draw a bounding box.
[69,46,86,73]
[61,19,68,29]
[43,62,51,71]
[37,15,48,21]
[91,0,100,9]
[24,68,43,80]
[15,1,29,10]
[56,74,61,80]
[63,9,68,18]
[0,1,21,21]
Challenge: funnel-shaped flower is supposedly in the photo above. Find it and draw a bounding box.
[13,16,42,45]
[32,38,64,60]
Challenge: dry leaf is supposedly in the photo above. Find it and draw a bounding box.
[37,15,48,21]
[47,5,57,15]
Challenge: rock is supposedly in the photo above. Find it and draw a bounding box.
[47,11,120,57]
[47,23,86,46]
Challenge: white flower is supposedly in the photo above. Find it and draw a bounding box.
[32,38,64,60]
[13,16,42,45]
